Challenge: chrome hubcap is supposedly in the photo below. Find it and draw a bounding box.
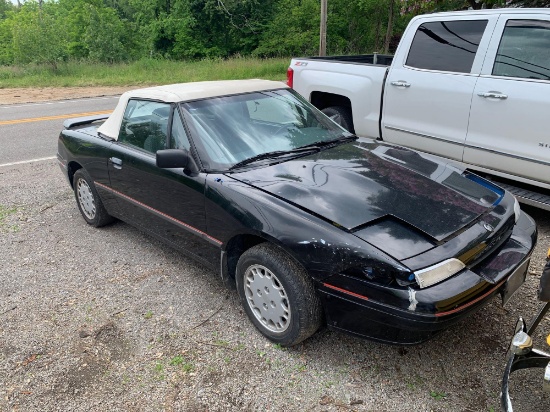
[244,264,290,333]
[77,178,96,219]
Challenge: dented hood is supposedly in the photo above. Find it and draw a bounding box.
[229,140,499,241]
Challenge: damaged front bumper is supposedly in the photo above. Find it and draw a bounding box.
[317,211,537,345]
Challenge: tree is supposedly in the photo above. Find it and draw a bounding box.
[0,0,14,19]
[399,0,505,15]
[11,2,69,69]
[85,6,129,62]
[384,0,395,53]
[507,0,550,6]
[253,0,324,57]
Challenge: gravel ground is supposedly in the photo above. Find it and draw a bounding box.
[1,159,550,412]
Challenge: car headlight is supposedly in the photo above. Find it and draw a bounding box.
[514,197,521,223]
[414,258,465,288]
[344,262,414,287]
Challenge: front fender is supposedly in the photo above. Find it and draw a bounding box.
[205,173,405,282]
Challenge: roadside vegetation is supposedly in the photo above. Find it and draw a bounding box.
[0,57,289,88]
[0,0,543,88]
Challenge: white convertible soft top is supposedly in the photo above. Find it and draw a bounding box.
[98,79,287,140]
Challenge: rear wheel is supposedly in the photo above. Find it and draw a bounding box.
[321,106,355,133]
[73,169,115,227]
[236,243,322,346]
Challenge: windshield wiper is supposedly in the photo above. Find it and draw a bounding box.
[299,134,357,149]
[229,147,320,170]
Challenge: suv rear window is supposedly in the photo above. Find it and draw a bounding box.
[406,20,488,73]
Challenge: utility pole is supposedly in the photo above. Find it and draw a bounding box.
[384,0,395,54]
[319,0,327,56]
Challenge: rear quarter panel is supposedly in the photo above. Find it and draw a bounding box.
[58,126,118,213]
[290,59,388,138]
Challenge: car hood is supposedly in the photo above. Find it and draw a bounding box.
[228,139,501,242]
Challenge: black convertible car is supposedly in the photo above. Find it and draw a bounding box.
[57,80,536,346]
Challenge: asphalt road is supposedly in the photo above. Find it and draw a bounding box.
[1,97,550,411]
[0,97,118,165]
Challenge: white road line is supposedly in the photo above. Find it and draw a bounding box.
[0,96,119,109]
[0,156,56,168]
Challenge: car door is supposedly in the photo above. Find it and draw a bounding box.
[464,13,550,187]
[382,15,497,160]
[105,99,220,265]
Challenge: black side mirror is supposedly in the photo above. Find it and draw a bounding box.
[156,149,192,170]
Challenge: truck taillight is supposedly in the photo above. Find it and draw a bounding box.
[286,67,294,88]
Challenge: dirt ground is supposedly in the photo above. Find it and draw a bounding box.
[0,87,134,105]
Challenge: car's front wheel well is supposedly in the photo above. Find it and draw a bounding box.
[225,234,266,282]
[67,161,83,188]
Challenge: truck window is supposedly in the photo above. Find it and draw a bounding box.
[405,20,487,73]
[492,20,550,81]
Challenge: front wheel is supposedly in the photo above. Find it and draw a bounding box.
[321,106,355,133]
[236,243,322,346]
[73,169,115,227]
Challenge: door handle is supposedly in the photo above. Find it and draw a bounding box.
[390,80,411,88]
[109,157,122,169]
[478,91,508,100]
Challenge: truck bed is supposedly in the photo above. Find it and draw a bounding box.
[298,54,393,66]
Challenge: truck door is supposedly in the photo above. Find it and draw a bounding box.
[464,14,550,186]
[382,16,497,161]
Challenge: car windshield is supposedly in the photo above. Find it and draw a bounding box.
[180,88,351,171]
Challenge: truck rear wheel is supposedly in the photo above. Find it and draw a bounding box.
[322,106,355,133]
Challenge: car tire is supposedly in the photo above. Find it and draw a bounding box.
[236,243,322,346]
[73,169,115,227]
[321,106,355,133]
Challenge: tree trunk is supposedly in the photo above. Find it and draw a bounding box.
[466,0,483,9]
[384,0,394,54]
[374,8,381,52]
[319,0,327,56]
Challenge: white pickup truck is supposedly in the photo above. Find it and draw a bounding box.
[288,8,550,210]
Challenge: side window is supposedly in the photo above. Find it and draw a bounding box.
[493,20,550,80]
[169,109,191,151]
[406,20,488,73]
[118,100,171,154]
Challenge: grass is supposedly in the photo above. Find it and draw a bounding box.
[0,57,290,88]
[168,355,194,372]
[154,362,165,381]
[430,390,447,400]
[0,205,17,223]
[0,205,18,231]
